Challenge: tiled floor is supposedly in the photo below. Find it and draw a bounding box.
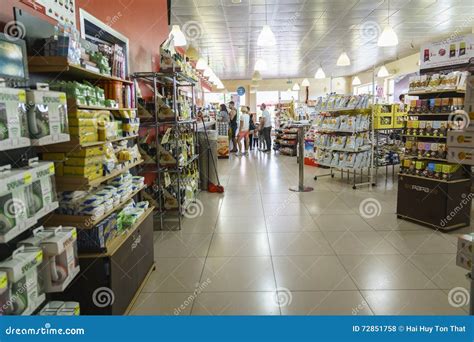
[130,151,471,316]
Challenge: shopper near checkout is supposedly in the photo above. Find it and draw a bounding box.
[248,107,257,150]
[260,103,272,153]
[229,101,238,153]
[236,106,250,156]
[218,103,230,123]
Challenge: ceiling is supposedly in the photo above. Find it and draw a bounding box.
[170,0,474,80]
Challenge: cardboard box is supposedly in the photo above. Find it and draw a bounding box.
[0,87,30,151]
[447,146,474,165]
[447,131,474,148]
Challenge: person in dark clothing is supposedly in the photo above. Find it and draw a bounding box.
[248,110,256,150]
[229,101,238,153]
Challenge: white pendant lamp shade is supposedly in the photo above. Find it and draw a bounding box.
[292,83,300,91]
[254,58,267,71]
[314,67,326,79]
[170,25,187,47]
[336,52,351,66]
[378,25,399,47]
[377,65,390,77]
[252,70,262,81]
[257,25,276,47]
[196,57,207,70]
[217,81,225,89]
[352,76,361,85]
[301,78,310,87]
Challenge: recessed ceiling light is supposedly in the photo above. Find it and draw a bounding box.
[231,0,242,3]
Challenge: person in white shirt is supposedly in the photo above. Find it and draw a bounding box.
[259,103,272,153]
[237,106,250,156]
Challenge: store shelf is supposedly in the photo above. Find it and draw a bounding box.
[402,155,448,162]
[54,159,144,191]
[79,207,154,258]
[28,56,133,84]
[69,103,137,111]
[408,89,465,95]
[398,173,470,184]
[132,71,197,86]
[45,185,146,229]
[317,108,372,113]
[402,134,447,139]
[315,145,371,153]
[314,129,370,134]
[145,154,200,173]
[38,135,139,152]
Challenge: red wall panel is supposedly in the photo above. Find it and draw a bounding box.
[0,0,169,73]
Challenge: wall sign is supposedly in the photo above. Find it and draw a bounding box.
[420,34,474,70]
[237,86,246,96]
[21,0,76,26]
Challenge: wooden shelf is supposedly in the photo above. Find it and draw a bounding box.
[38,135,139,153]
[28,56,133,84]
[398,173,470,184]
[54,159,144,191]
[408,89,465,95]
[402,134,447,139]
[79,207,154,258]
[45,185,146,229]
[68,102,137,111]
[402,155,448,162]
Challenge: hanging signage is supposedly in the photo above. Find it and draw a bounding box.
[420,34,474,70]
[236,86,246,96]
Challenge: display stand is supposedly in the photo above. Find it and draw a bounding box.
[289,125,313,192]
[132,72,200,230]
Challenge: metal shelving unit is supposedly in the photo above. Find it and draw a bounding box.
[132,72,200,230]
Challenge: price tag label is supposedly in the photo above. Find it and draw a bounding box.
[164,172,171,187]
[161,128,172,144]
[23,172,32,185]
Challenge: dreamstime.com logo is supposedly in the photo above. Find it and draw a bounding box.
[182,21,203,41]
[359,198,382,219]
[183,199,204,219]
[448,110,471,130]
[92,287,115,308]
[448,287,470,308]
[174,278,212,315]
[359,21,381,43]
[3,21,26,41]
[3,198,26,219]
[4,323,85,336]
[274,287,293,307]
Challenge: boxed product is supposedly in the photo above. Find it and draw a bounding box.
[0,271,9,315]
[39,301,80,316]
[26,90,70,145]
[447,131,474,148]
[0,246,45,315]
[0,166,38,243]
[456,234,473,271]
[77,213,117,252]
[63,163,103,179]
[0,87,30,151]
[18,226,80,293]
[19,159,58,220]
[447,147,474,165]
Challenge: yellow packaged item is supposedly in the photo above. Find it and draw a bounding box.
[64,156,104,167]
[68,118,98,127]
[69,126,97,136]
[64,163,103,176]
[68,109,96,119]
[68,146,105,158]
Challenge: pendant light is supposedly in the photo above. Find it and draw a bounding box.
[314,66,326,79]
[336,52,351,66]
[170,25,187,47]
[301,78,310,87]
[352,76,361,85]
[252,70,262,81]
[378,0,398,47]
[254,58,267,71]
[257,0,276,47]
[377,65,390,77]
[196,57,208,70]
[292,83,300,91]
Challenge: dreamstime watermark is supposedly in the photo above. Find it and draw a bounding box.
[274,287,293,307]
[448,110,471,131]
[182,21,203,41]
[184,199,204,219]
[0,278,34,315]
[174,278,212,315]
[359,21,381,43]
[3,198,26,219]
[92,287,115,308]
[440,192,473,227]
[441,15,474,44]
[359,198,382,219]
[3,21,26,42]
[448,287,470,308]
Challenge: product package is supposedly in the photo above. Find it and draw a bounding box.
[18,226,80,293]
[456,234,473,271]
[39,301,80,316]
[0,271,9,315]
[26,90,70,145]
[0,87,30,151]
[0,246,45,315]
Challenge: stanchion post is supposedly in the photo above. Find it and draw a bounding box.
[289,125,313,193]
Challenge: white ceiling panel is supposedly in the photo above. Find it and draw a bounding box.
[170,0,474,79]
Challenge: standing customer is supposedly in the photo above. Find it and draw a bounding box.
[237,106,250,156]
[218,103,229,123]
[229,101,238,153]
[259,103,272,153]
[248,107,256,150]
